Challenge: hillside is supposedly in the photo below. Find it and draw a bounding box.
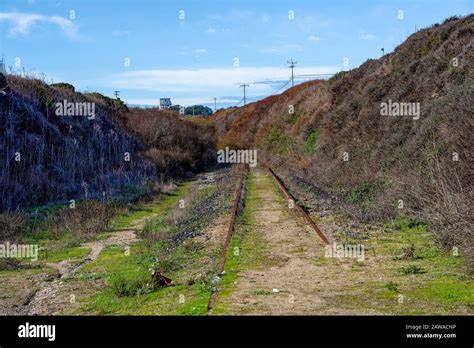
[212,15,474,266]
[0,76,215,212]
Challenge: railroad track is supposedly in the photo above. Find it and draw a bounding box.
[207,164,248,313]
[206,165,329,314]
[266,167,330,245]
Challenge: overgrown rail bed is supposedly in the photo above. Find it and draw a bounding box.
[208,167,474,315]
[207,164,248,313]
[0,166,472,315]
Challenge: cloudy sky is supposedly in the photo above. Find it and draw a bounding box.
[0,0,471,108]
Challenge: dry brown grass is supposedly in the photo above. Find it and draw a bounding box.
[0,212,28,242]
[123,107,216,176]
[44,200,117,239]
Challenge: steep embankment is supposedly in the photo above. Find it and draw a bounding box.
[0,78,155,212]
[212,15,474,265]
[0,77,216,212]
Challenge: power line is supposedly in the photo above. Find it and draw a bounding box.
[293,73,334,77]
[239,83,249,105]
[232,97,244,107]
[287,59,297,87]
[271,79,291,95]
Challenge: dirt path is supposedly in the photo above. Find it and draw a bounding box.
[26,229,138,315]
[214,169,368,315]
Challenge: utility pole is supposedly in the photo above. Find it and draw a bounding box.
[239,83,249,105]
[287,59,297,87]
[214,97,217,111]
[114,90,120,99]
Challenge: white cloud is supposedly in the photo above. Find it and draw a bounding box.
[297,15,330,34]
[105,66,339,93]
[194,48,208,55]
[125,96,238,107]
[308,35,321,42]
[260,44,303,54]
[260,47,279,54]
[360,30,376,40]
[285,44,303,50]
[206,28,216,33]
[112,29,130,37]
[261,14,270,24]
[0,12,79,39]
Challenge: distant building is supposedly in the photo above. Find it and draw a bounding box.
[159,98,172,109]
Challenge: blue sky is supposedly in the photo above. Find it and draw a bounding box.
[0,0,472,108]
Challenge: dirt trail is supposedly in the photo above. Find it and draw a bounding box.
[215,169,364,315]
[27,229,138,315]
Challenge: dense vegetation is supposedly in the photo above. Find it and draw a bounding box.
[0,75,155,212]
[121,107,216,176]
[0,75,216,213]
[169,104,213,116]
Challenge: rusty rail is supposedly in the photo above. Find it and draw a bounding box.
[207,164,248,313]
[267,167,330,245]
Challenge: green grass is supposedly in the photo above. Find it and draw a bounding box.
[358,217,474,314]
[305,129,320,155]
[266,125,291,154]
[399,264,426,275]
[40,246,91,263]
[384,281,399,292]
[109,181,193,230]
[79,240,216,315]
[1,174,230,316]
[212,171,284,314]
[414,277,474,306]
[72,179,219,315]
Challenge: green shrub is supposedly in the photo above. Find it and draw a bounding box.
[384,281,399,292]
[266,125,290,154]
[399,264,426,275]
[305,129,320,155]
[50,82,75,93]
[347,181,382,204]
[108,273,152,297]
[329,70,348,82]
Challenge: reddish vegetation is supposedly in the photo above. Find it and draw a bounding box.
[212,15,474,265]
[120,107,216,176]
